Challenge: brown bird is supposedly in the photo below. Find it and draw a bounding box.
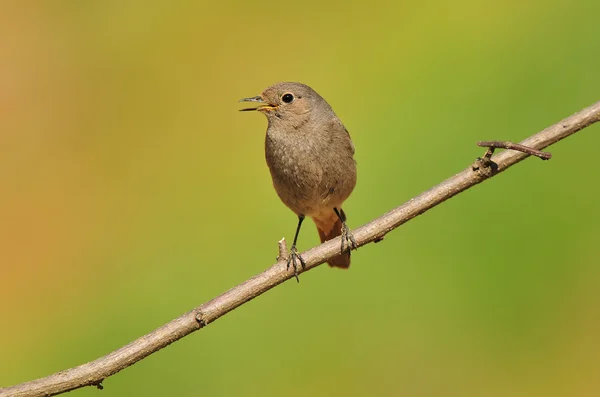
[240,82,357,280]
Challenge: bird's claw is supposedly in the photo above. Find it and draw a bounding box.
[340,222,358,254]
[286,245,306,282]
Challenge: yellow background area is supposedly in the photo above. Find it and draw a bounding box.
[1,1,599,396]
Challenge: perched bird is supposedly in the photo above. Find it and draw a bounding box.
[240,82,357,280]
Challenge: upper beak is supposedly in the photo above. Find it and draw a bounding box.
[238,96,276,112]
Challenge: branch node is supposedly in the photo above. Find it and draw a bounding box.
[195,311,208,328]
[471,155,498,176]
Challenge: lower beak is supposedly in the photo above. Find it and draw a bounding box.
[238,96,276,112]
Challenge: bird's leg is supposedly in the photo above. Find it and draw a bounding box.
[334,207,357,253]
[287,215,306,282]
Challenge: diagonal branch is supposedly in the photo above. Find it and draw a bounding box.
[2,101,599,397]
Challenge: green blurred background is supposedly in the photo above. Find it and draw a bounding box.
[1,1,599,396]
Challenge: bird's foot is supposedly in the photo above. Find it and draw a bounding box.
[340,222,358,254]
[286,245,306,282]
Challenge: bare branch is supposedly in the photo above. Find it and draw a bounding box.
[2,101,599,397]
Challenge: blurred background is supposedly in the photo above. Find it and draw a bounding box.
[1,1,599,396]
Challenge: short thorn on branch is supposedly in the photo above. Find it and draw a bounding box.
[277,238,288,262]
[93,381,104,390]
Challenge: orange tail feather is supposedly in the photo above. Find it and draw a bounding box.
[316,212,350,269]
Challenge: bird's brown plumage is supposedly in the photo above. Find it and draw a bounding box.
[242,82,356,269]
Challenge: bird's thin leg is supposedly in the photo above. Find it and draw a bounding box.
[287,215,306,282]
[334,208,357,253]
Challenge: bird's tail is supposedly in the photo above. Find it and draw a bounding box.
[315,209,351,269]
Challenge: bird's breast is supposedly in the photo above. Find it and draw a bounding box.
[264,127,356,217]
[265,131,320,191]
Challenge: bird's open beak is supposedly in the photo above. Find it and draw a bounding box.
[238,96,277,112]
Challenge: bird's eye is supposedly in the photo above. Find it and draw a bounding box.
[281,93,294,103]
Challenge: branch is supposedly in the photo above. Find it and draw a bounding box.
[2,101,599,397]
[477,140,553,160]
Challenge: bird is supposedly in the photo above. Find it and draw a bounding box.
[240,82,357,281]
